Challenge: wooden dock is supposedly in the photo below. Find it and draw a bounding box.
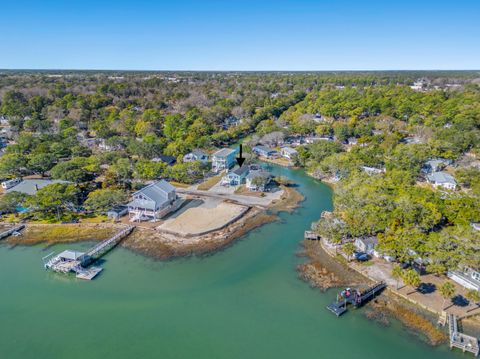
[44,225,135,280]
[327,281,386,316]
[79,225,134,266]
[0,224,25,240]
[449,314,479,356]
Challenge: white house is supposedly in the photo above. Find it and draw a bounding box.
[281,147,298,160]
[127,180,180,222]
[212,148,237,173]
[427,171,457,190]
[448,268,480,291]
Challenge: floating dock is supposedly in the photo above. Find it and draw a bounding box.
[43,225,134,280]
[449,314,479,356]
[0,224,25,240]
[327,281,386,316]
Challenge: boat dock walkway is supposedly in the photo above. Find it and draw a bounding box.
[449,314,479,356]
[43,225,135,280]
[0,224,25,240]
[327,281,386,316]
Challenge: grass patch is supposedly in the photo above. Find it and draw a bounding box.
[81,216,109,223]
[170,181,190,188]
[197,175,222,191]
[10,224,118,245]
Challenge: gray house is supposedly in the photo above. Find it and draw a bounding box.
[128,180,179,222]
[427,171,457,190]
[354,237,378,254]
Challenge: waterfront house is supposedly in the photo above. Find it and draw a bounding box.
[5,179,69,195]
[427,171,457,190]
[127,180,179,221]
[211,148,237,173]
[152,155,176,166]
[222,166,249,186]
[281,146,298,160]
[354,237,378,255]
[246,170,272,192]
[252,145,277,158]
[183,149,209,163]
[448,268,480,291]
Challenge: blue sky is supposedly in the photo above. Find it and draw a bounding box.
[0,0,479,70]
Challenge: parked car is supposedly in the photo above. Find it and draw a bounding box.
[354,252,370,262]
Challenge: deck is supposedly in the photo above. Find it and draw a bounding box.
[327,281,386,316]
[0,224,25,240]
[449,314,479,356]
[44,225,134,280]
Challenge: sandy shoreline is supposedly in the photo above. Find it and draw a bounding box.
[2,185,304,261]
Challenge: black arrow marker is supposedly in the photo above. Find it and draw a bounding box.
[236,144,245,167]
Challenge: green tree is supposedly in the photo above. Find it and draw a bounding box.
[438,281,455,310]
[0,153,27,178]
[84,188,128,214]
[27,183,78,221]
[343,242,356,262]
[391,264,403,290]
[0,192,29,214]
[465,289,480,312]
[28,153,56,176]
[401,269,421,295]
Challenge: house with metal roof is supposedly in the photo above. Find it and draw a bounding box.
[212,148,237,173]
[127,180,179,221]
[222,166,249,186]
[246,170,272,192]
[280,146,298,160]
[152,155,177,166]
[422,158,452,173]
[183,149,209,163]
[5,179,70,195]
[448,268,480,291]
[427,171,457,190]
[252,145,277,158]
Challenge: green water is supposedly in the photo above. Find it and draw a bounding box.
[0,166,458,358]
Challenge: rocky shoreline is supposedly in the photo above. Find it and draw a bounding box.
[297,239,447,346]
[2,186,304,261]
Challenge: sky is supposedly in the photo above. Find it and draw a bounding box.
[0,0,479,71]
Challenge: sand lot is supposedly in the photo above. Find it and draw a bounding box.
[158,199,249,236]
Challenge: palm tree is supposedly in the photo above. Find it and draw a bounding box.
[391,264,403,290]
[465,289,480,313]
[439,281,456,310]
[343,242,355,262]
[402,269,421,295]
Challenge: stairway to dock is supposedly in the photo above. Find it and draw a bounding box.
[449,314,479,356]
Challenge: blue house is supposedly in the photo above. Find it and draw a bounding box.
[222,166,249,186]
[212,148,237,173]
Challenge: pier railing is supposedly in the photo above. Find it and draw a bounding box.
[449,314,479,356]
